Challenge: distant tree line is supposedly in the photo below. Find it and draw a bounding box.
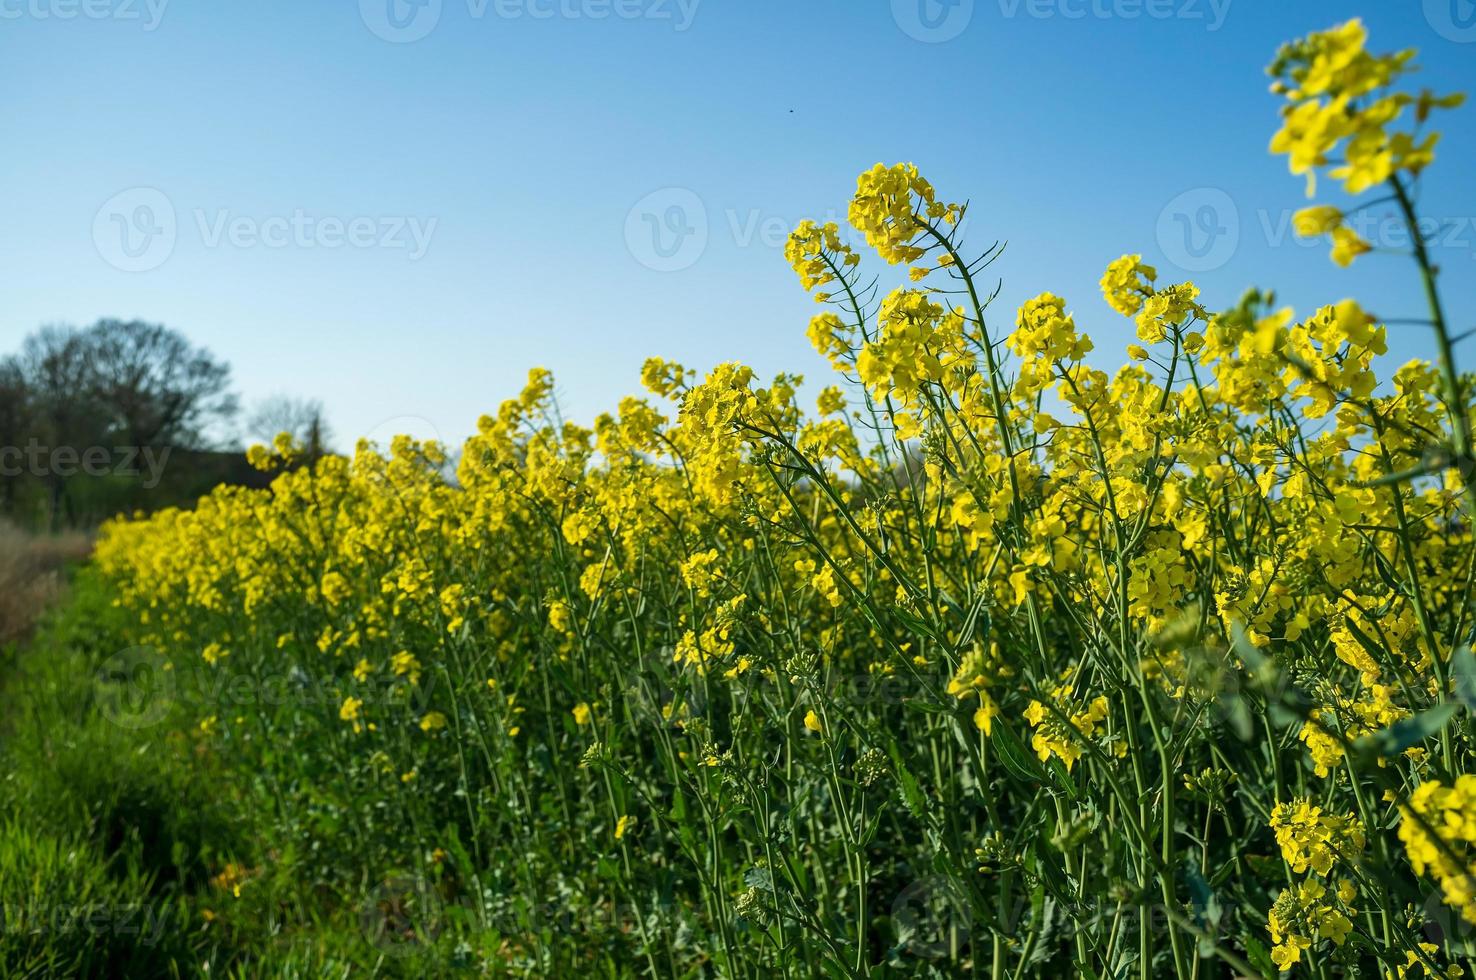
[0,319,329,531]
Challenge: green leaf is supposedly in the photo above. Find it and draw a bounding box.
[1352,701,1459,761]
[991,723,1048,784]
[885,739,929,820]
[1451,646,1476,711]
[1242,934,1274,976]
[1046,756,1080,801]
[1182,861,1222,932]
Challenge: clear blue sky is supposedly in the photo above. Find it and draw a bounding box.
[4,1,1474,450]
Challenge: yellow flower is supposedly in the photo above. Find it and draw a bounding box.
[1270,933,1309,970]
[1328,224,1371,266]
[390,650,422,685]
[1270,800,1365,876]
[339,696,364,733]
[1399,775,1476,926]
[815,385,847,416]
[803,710,822,734]
[614,815,634,840]
[547,599,574,634]
[679,549,722,597]
[419,711,448,732]
[1010,292,1093,377]
[572,702,592,726]
[947,643,1011,736]
[785,219,858,291]
[1100,254,1157,316]
[1269,19,1460,196]
[1292,204,1342,236]
[847,163,960,266]
[1023,678,1114,771]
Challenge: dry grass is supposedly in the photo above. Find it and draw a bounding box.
[0,521,92,646]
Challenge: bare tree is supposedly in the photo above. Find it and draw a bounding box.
[247,395,332,457]
[85,319,237,448]
[4,320,237,527]
[16,327,105,526]
[0,357,31,512]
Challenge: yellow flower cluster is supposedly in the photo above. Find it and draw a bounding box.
[785,219,859,295]
[855,289,967,407]
[1270,18,1465,270]
[1022,673,1120,771]
[1267,800,1366,969]
[946,642,1012,735]
[846,163,961,265]
[84,20,1474,975]
[1400,776,1476,926]
[1269,18,1461,196]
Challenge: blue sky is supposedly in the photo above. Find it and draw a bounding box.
[3,0,1474,450]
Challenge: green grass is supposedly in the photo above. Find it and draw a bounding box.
[0,570,472,978]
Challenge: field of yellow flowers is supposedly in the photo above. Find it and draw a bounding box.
[18,18,1475,978]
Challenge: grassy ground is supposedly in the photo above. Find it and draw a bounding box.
[0,521,90,647]
[0,567,466,978]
